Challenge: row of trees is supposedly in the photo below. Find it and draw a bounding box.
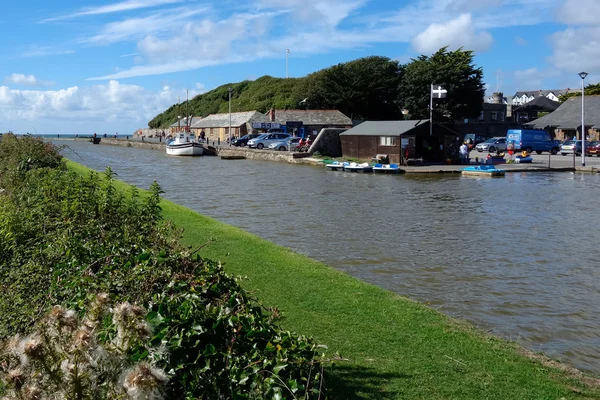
[148,47,485,128]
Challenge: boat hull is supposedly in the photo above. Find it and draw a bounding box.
[461,170,505,177]
[166,143,204,156]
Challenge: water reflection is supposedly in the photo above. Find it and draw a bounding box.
[58,141,600,372]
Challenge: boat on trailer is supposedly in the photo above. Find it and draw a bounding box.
[166,132,204,156]
[461,165,505,177]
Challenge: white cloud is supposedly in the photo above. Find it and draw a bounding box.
[411,14,494,54]
[4,74,54,87]
[0,81,202,133]
[556,0,600,25]
[549,26,600,74]
[515,36,528,46]
[41,0,184,22]
[20,46,75,58]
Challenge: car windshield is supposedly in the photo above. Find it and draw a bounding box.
[482,138,496,143]
[254,134,268,140]
[563,140,575,145]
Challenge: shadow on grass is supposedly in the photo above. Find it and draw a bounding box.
[325,364,412,399]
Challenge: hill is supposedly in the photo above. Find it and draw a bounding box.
[148,50,486,128]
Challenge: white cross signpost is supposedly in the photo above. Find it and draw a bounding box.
[430,84,447,135]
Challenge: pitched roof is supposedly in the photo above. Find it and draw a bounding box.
[513,96,560,112]
[525,96,600,130]
[339,120,429,136]
[269,109,352,126]
[513,89,576,98]
[169,116,204,128]
[191,111,270,129]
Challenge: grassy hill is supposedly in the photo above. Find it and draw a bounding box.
[148,75,315,129]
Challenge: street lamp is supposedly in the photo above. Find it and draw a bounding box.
[579,71,588,167]
[228,87,233,145]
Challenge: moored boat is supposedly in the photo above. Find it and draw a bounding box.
[372,163,403,173]
[461,165,505,177]
[344,162,373,173]
[166,132,204,156]
[325,161,348,171]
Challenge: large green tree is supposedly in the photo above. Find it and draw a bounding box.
[306,56,405,120]
[399,47,485,121]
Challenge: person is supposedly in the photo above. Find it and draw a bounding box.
[459,142,469,165]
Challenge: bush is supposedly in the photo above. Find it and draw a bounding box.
[0,137,326,398]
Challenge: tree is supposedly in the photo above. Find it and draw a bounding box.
[307,56,405,120]
[399,47,485,122]
[559,83,600,102]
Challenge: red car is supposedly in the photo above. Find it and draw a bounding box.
[587,141,600,156]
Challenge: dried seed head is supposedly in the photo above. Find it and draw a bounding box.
[22,336,43,360]
[22,385,42,400]
[6,368,25,389]
[73,327,92,349]
[49,305,66,321]
[122,363,168,398]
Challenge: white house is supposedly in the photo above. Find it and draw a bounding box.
[511,89,578,106]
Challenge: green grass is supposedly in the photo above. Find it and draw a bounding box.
[67,161,600,399]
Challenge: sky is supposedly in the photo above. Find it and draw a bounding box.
[0,0,599,134]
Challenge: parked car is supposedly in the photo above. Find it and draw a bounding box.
[463,133,487,150]
[248,133,291,149]
[268,137,302,151]
[506,129,560,154]
[475,137,507,153]
[587,141,600,156]
[560,140,593,156]
[231,133,260,147]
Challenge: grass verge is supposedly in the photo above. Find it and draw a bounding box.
[67,160,600,399]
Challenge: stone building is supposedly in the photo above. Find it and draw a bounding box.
[190,111,271,142]
[266,109,352,139]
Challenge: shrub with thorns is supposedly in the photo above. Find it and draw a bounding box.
[0,295,168,399]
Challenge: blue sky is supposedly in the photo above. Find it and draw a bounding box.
[0,0,598,134]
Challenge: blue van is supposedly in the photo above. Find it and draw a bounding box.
[506,129,560,155]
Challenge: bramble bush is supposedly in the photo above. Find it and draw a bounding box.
[0,136,327,399]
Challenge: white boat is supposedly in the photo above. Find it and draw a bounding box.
[166,132,204,156]
[344,162,373,173]
[325,161,348,171]
[461,165,505,177]
[372,163,402,173]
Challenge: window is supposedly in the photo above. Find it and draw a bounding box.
[479,111,484,121]
[491,112,498,121]
[380,136,396,146]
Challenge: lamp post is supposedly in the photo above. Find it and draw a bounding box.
[286,48,290,78]
[579,71,588,167]
[228,87,233,146]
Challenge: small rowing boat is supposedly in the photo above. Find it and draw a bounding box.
[462,165,505,177]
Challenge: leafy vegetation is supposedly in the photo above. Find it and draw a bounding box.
[559,83,600,102]
[0,136,325,398]
[149,49,485,128]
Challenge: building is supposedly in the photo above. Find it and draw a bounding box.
[511,89,577,106]
[339,120,460,164]
[168,117,203,135]
[190,111,271,142]
[485,92,508,104]
[512,96,560,123]
[524,95,600,141]
[456,96,519,137]
[266,109,352,139]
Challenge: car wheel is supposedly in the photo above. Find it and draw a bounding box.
[551,148,558,155]
[561,153,566,156]
[535,150,542,155]
[526,147,533,153]
[240,142,246,147]
[257,143,264,149]
[278,146,286,151]
[477,149,482,152]
[488,146,496,153]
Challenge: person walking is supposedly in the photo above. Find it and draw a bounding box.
[459,142,469,165]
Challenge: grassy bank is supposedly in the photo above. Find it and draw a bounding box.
[68,160,600,399]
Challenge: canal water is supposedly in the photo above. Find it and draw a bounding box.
[59,140,600,373]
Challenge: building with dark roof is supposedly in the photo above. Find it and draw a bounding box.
[524,96,600,140]
[511,89,578,106]
[339,120,460,164]
[266,109,352,138]
[190,111,271,142]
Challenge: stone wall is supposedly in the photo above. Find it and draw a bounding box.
[310,128,347,157]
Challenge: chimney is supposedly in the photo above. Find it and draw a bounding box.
[269,108,275,122]
[492,92,503,104]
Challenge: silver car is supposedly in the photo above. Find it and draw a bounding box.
[267,137,302,151]
[476,137,507,153]
[248,133,291,149]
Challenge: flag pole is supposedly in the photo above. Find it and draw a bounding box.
[430,83,433,135]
